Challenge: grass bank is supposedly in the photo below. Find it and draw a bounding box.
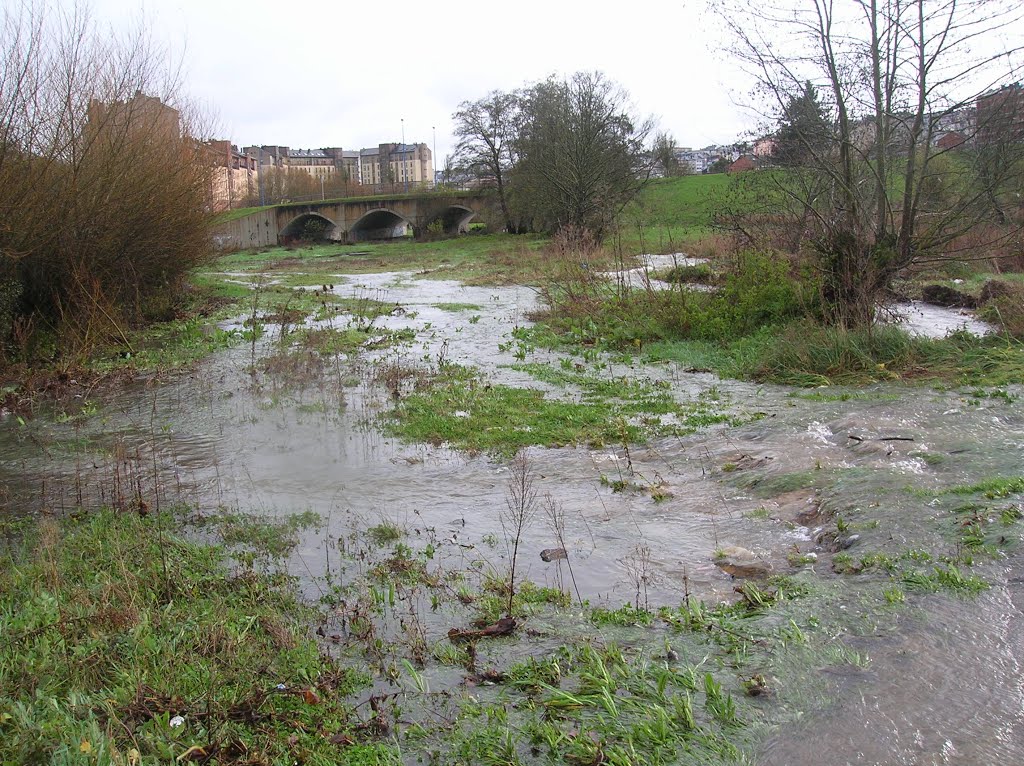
[529,244,1024,387]
[5,447,1019,765]
[618,173,732,252]
[0,508,391,765]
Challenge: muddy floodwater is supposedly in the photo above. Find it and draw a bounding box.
[2,264,1023,765]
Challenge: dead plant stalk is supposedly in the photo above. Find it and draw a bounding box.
[502,451,538,616]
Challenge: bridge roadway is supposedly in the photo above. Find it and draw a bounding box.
[212,191,490,249]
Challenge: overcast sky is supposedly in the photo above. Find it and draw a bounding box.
[82,0,755,160]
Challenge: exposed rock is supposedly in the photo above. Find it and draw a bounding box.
[540,547,568,562]
[817,530,861,551]
[921,284,977,309]
[764,490,822,526]
[714,546,773,579]
[837,533,861,550]
[720,451,774,472]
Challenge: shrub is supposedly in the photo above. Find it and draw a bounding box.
[979,280,1024,338]
[661,263,716,284]
[0,6,214,364]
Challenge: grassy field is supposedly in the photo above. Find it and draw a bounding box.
[617,174,733,252]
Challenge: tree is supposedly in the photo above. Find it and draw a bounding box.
[772,81,831,167]
[716,0,1024,327]
[652,131,686,177]
[511,72,654,239]
[707,157,731,174]
[452,90,522,232]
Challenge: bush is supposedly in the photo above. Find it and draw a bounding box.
[661,263,716,284]
[537,246,815,348]
[0,6,214,364]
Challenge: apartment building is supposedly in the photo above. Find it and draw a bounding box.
[204,140,258,212]
[359,143,433,188]
[242,146,348,179]
[86,91,181,142]
[977,83,1024,145]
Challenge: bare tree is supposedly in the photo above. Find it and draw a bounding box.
[715,0,1024,327]
[244,165,321,206]
[452,90,522,232]
[652,131,686,177]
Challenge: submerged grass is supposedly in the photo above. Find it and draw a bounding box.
[2,461,1009,766]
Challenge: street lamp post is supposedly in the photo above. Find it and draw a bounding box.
[257,145,265,207]
[401,118,408,194]
[432,126,436,189]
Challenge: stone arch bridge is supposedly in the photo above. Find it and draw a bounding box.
[212,191,491,249]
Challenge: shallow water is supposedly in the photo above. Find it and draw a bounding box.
[2,267,1022,764]
[885,300,998,338]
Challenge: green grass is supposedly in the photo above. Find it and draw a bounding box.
[742,323,1024,386]
[432,302,483,312]
[447,642,745,766]
[943,476,1024,499]
[382,363,737,456]
[205,233,550,286]
[296,326,415,356]
[658,263,717,284]
[619,174,733,250]
[90,317,245,372]
[366,521,405,546]
[382,364,651,456]
[0,509,387,765]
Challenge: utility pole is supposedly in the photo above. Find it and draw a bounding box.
[432,125,436,189]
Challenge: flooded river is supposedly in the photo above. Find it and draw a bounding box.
[2,265,1022,764]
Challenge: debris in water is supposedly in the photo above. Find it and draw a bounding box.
[540,547,568,562]
[448,616,517,642]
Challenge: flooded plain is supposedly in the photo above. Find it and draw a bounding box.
[2,263,1022,764]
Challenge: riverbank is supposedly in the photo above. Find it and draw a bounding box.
[3,239,1024,764]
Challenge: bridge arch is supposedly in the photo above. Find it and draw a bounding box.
[279,212,339,243]
[349,208,413,241]
[424,205,477,235]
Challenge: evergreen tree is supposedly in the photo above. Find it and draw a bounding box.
[772,81,833,167]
